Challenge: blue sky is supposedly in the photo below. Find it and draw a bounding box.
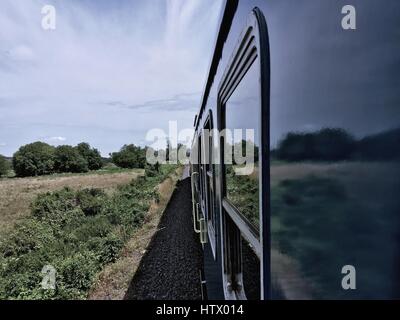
[0,0,223,156]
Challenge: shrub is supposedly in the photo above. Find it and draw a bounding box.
[72,215,112,240]
[76,188,106,216]
[0,219,56,258]
[97,233,124,264]
[86,233,124,265]
[0,155,10,177]
[12,142,55,177]
[31,187,85,229]
[145,163,159,177]
[111,144,146,169]
[58,251,98,291]
[76,143,103,170]
[0,164,176,299]
[54,145,88,173]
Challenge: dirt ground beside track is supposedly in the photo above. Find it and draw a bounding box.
[124,177,203,300]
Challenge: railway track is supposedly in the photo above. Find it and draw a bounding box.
[124,169,203,300]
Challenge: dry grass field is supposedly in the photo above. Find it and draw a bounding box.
[0,169,144,233]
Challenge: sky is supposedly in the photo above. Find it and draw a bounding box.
[0,0,224,156]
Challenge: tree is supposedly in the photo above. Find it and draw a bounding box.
[13,142,55,177]
[54,145,88,173]
[111,144,146,169]
[76,143,103,170]
[277,128,355,162]
[0,155,10,177]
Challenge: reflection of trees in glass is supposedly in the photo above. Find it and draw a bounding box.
[226,164,259,230]
[276,128,355,162]
[232,139,259,165]
[273,126,400,162]
[357,127,400,161]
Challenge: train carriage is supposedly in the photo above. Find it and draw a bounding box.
[191,0,400,300]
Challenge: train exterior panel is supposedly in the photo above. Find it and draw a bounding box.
[191,0,400,300]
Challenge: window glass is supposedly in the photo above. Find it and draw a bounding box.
[224,61,260,233]
[266,0,400,299]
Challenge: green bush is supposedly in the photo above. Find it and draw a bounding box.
[111,144,146,169]
[0,164,176,299]
[76,143,103,170]
[72,215,112,240]
[12,142,55,177]
[54,145,88,173]
[0,154,10,177]
[58,251,98,291]
[85,233,124,265]
[0,219,56,258]
[76,188,106,216]
[31,187,85,229]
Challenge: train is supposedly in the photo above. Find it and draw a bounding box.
[190,0,400,300]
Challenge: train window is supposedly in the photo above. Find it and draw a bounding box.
[267,1,400,299]
[221,57,262,300]
[224,60,260,235]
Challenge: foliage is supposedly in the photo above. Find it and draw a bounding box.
[0,165,175,299]
[111,144,146,169]
[12,142,55,177]
[54,145,89,173]
[276,128,355,162]
[356,127,400,161]
[76,188,106,216]
[225,165,259,228]
[76,143,103,170]
[0,155,10,177]
[10,142,105,178]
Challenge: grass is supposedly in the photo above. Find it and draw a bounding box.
[225,165,259,230]
[271,161,400,299]
[88,166,183,300]
[0,164,178,300]
[0,168,143,233]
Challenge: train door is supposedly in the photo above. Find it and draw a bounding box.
[204,115,217,254]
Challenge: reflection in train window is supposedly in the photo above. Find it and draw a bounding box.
[222,58,262,300]
[268,0,400,299]
[224,61,260,233]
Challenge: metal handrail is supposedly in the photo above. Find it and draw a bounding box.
[191,172,201,233]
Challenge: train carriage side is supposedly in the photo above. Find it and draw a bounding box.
[191,0,400,300]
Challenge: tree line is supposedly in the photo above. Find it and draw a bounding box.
[274,127,400,162]
[0,142,158,178]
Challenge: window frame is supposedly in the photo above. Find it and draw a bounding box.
[203,112,218,258]
[217,7,270,300]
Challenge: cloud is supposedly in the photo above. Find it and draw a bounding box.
[46,136,66,142]
[0,143,6,147]
[6,45,35,61]
[103,92,202,112]
[0,0,223,156]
